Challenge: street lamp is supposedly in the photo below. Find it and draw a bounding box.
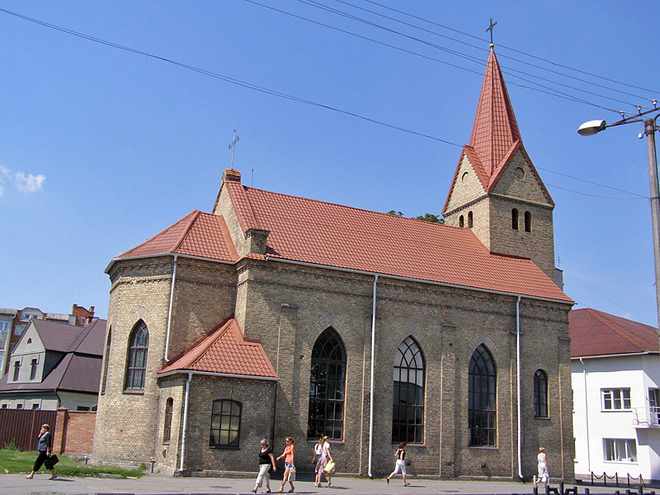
[578,107,660,333]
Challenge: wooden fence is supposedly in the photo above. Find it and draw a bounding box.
[0,409,57,451]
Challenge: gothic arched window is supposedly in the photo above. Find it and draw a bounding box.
[512,209,519,230]
[124,321,149,391]
[392,336,425,444]
[467,211,474,228]
[459,215,465,228]
[308,328,346,440]
[524,211,532,232]
[468,344,496,446]
[534,369,548,418]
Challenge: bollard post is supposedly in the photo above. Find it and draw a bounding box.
[150,459,155,473]
[533,485,538,495]
[585,488,590,495]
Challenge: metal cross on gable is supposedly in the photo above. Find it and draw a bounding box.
[228,129,240,169]
[486,18,497,45]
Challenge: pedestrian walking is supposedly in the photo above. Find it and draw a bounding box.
[535,447,549,487]
[252,439,277,493]
[276,437,295,493]
[312,435,334,487]
[25,424,57,480]
[386,442,409,486]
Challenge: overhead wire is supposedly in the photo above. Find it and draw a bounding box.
[295,0,655,113]
[0,5,651,200]
[248,0,621,113]
[362,0,660,97]
[0,6,461,147]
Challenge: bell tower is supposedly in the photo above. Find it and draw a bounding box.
[443,46,558,282]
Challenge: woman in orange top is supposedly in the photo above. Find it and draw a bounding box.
[276,437,295,493]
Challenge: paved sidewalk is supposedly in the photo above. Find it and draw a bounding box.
[0,473,636,495]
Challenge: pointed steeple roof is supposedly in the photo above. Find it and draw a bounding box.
[468,45,522,178]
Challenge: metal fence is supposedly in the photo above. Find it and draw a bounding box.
[0,409,57,451]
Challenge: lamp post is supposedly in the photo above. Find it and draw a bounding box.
[578,108,660,332]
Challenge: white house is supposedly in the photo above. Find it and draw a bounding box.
[571,308,660,483]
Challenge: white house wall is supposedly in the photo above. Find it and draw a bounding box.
[572,354,660,483]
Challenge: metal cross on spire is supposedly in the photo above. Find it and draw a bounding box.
[228,129,240,170]
[486,18,497,45]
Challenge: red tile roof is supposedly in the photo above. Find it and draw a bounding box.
[158,318,277,379]
[115,210,238,262]
[115,175,571,302]
[225,177,571,302]
[569,308,659,357]
[444,47,553,211]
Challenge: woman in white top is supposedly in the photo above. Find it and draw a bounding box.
[313,436,333,487]
[535,447,549,486]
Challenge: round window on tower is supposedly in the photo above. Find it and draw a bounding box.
[514,167,525,179]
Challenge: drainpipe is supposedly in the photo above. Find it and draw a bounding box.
[516,295,523,479]
[368,274,378,478]
[580,358,591,473]
[179,371,193,473]
[164,254,178,362]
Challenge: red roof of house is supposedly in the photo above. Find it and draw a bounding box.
[158,318,277,379]
[115,210,238,262]
[569,308,659,357]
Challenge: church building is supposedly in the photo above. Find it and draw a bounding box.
[92,47,575,480]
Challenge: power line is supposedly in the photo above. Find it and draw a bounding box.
[361,0,660,97]
[0,6,649,201]
[247,0,622,113]
[0,6,461,147]
[296,0,654,112]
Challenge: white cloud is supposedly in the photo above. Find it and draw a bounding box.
[15,172,46,193]
[0,165,46,195]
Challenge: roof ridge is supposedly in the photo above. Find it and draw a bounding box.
[172,209,202,253]
[246,186,451,227]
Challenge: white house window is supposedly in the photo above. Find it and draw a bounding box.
[602,388,631,410]
[604,438,637,462]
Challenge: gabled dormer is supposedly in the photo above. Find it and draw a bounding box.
[443,46,557,281]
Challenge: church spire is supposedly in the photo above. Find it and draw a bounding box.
[468,46,521,177]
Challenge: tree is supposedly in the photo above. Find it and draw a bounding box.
[387,210,444,224]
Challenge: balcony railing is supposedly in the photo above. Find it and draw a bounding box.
[632,406,660,427]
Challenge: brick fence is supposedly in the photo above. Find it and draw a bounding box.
[53,407,96,455]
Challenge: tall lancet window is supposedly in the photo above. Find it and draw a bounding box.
[124,321,149,391]
[392,336,425,444]
[308,328,346,440]
[512,209,519,230]
[468,344,496,446]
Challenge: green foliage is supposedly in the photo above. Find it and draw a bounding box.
[387,210,444,223]
[2,442,18,451]
[415,213,444,224]
[0,449,143,478]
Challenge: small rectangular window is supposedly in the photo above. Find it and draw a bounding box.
[604,438,637,462]
[30,359,38,380]
[12,361,21,381]
[602,388,631,410]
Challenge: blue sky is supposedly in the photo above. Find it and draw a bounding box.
[1,1,659,327]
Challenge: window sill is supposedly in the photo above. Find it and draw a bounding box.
[468,446,499,450]
[534,416,551,420]
[122,389,145,395]
[210,445,240,450]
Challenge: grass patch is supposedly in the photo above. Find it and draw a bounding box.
[0,449,144,478]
